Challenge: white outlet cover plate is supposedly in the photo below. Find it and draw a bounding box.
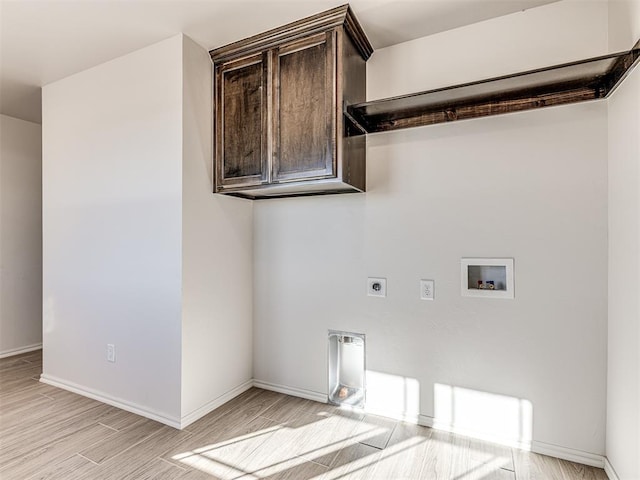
[367,277,387,297]
[420,279,435,300]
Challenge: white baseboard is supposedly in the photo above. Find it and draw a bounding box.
[418,414,532,450]
[603,457,620,480]
[252,379,327,403]
[252,383,605,470]
[253,380,419,423]
[40,373,181,429]
[364,406,419,424]
[530,441,604,468]
[0,343,42,359]
[180,379,253,429]
[417,414,604,468]
[34,372,611,473]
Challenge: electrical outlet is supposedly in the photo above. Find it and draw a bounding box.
[107,344,116,363]
[420,280,435,300]
[367,277,387,297]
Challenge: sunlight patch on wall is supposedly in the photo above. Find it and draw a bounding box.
[365,370,420,422]
[433,383,533,449]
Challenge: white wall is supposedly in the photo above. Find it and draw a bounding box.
[254,102,608,457]
[180,36,254,424]
[367,0,609,101]
[606,2,640,477]
[607,67,640,480]
[608,0,640,52]
[0,114,42,357]
[35,1,633,463]
[42,36,184,423]
[254,0,609,461]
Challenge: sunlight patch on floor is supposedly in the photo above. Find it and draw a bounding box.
[172,424,281,462]
[173,412,387,479]
[322,436,426,480]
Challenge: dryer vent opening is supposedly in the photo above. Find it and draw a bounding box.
[328,331,365,407]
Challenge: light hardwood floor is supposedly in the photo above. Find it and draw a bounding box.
[0,350,608,480]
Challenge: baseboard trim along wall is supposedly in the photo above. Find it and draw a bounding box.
[417,416,604,469]
[364,405,419,424]
[34,373,610,472]
[604,457,620,480]
[0,343,42,359]
[252,379,327,404]
[531,440,605,468]
[180,379,254,429]
[40,374,182,429]
[252,382,606,470]
[418,414,532,451]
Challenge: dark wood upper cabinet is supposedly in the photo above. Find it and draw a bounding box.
[215,53,268,188]
[211,5,372,199]
[273,33,334,183]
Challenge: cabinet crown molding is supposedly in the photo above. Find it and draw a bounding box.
[209,4,373,63]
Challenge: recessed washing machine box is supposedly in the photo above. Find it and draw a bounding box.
[328,330,365,408]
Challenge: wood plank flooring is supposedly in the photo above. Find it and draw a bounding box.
[0,350,608,480]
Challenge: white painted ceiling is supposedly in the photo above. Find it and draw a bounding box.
[0,0,557,124]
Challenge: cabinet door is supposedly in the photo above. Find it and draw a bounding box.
[273,32,336,183]
[215,53,268,190]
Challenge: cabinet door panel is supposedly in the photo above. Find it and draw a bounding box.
[274,33,335,182]
[216,54,268,189]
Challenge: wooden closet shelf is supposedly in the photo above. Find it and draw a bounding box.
[347,41,640,134]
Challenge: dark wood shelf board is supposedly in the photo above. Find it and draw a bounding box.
[348,41,640,134]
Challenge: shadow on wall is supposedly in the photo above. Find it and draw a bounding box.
[433,383,533,449]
